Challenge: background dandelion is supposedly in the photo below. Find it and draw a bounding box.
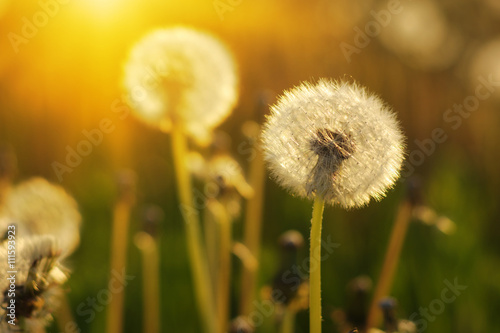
[0,178,81,255]
[123,26,238,144]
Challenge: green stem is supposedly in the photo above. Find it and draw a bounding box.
[280,306,296,333]
[366,200,412,330]
[171,127,216,333]
[208,200,232,333]
[239,142,266,316]
[310,195,325,333]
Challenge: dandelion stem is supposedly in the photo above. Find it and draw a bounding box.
[107,190,133,333]
[310,195,325,333]
[171,126,216,333]
[135,232,161,333]
[280,307,296,333]
[239,137,266,317]
[208,200,232,332]
[204,206,218,292]
[55,294,76,333]
[366,200,412,330]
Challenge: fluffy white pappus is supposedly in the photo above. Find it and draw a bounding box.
[0,235,66,330]
[123,27,238,144]
[0,177,81,256]
[261,79,405,209]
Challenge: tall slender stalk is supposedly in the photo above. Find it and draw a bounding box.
[310,195,325,333]
[366,200,412,330]
[55,294,76,333]
[239,133,266,317]
[208,200,232,332]
[135,232,160,333]
[106,178,134,333]
[170,127,216,333]
[204,206,218,292]
[280,306,296,333]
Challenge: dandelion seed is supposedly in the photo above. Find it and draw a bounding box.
[262,79,405,209]
[0,235,66,331]
[0,178,81,255]
[123,27,238,145]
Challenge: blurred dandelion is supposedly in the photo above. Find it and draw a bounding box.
[123,26,239,333]
[468,38,500,99]
[123,26,238,145]
[377,0,462,71]
[262,79,404,332]
[196,154,251,332]
[0,235,67,332]
[0,178,81,256]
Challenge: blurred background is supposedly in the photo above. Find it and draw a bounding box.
[1,0,499,331]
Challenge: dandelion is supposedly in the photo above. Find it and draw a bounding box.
[190,153,252,332]
[0,178,81,256]
[123,26,238,333]
[377,0,462,70]
[123,27,238,145]
[0,235,67,331]
[468,38,500,100]
[262,79,405,333]
[262,79,404,209]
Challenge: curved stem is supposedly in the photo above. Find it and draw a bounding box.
[310,195,325,333]
[171,127,216,333]
[366,200,412,330]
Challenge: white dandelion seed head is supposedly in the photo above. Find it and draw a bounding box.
[123,27,238,144]
[0,178,81,256]
[261,79,405,209]
[0,235,66,330]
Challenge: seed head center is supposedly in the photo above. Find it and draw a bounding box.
[311,128,355,161]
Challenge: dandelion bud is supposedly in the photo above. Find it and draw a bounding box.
[262,79,405,208]
[0,178,81,256]
[397,320,417,333]
[379,297,398,332]
[278,230,304,251]
[229,316,254,333]
[140,204,164,238]
[192,154,253,219]
[346,275,372,328]
[123,27,238,144]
